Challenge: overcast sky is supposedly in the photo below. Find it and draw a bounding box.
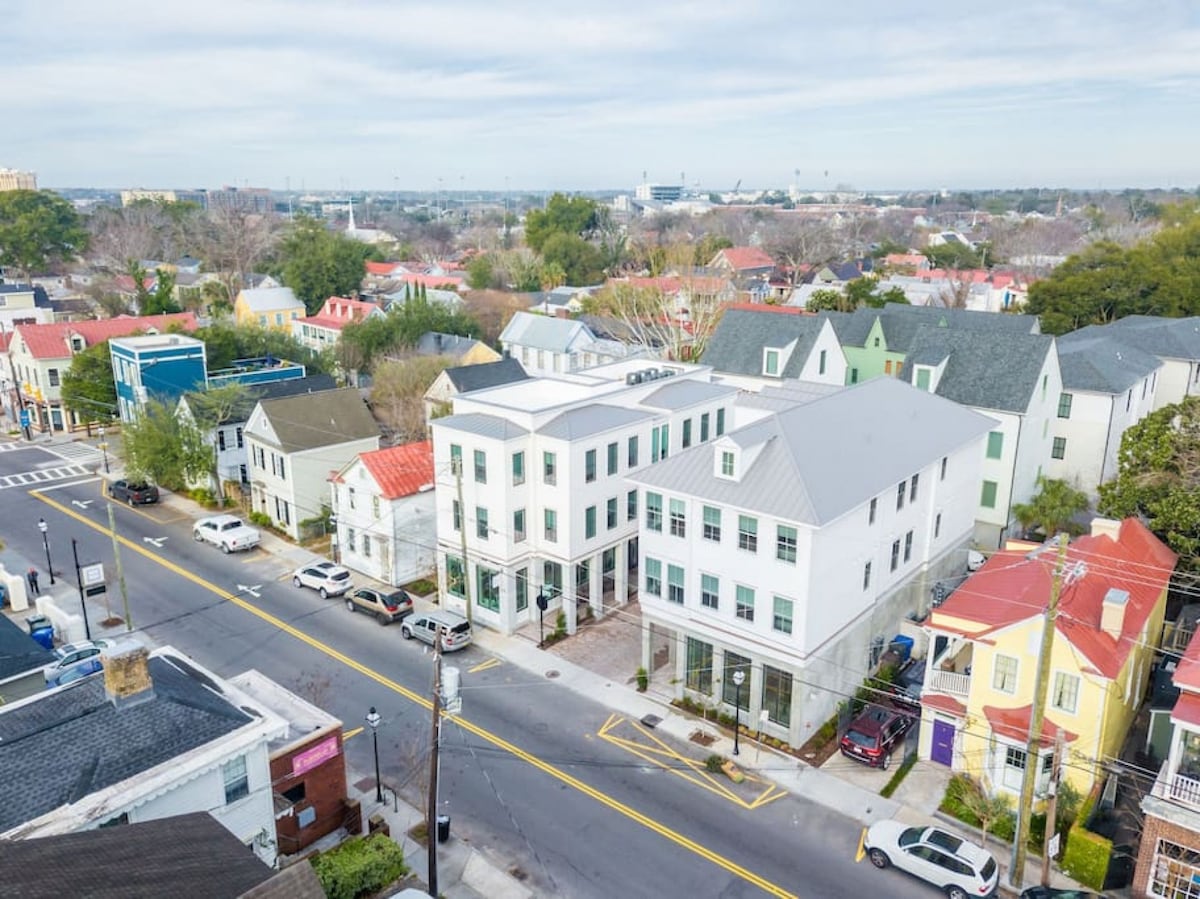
[8,0,1200,192]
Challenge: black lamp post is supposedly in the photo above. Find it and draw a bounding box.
[37,518,55,585]
[98,427,110,474]
[366,706,383,802]
[732,668,746,756]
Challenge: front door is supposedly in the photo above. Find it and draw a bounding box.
[931,718,955,766]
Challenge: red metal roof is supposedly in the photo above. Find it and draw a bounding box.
[1172,692,1200,729]
[365,261,402,276]
[13,313,198,360]
[298,296,378,332]
[357,440,434,500]
[921,693,967,718]
[397,272,463,289]
[983,705,1078,746]
[930,518,1176,680]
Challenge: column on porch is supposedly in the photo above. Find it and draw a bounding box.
[613,541,627,608]
[563,557,578,636]
[589,551,603,620]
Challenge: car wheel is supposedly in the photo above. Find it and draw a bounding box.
[193,530,203,541]
[944,887,968,899]
[293,577,302,588]
[221,543,231,554]
[377,613,389,626]
[319,587,328,599]
[400,624,413,639]
[868,848,889,869]
[345,599,355,612]
[879,752,891,771]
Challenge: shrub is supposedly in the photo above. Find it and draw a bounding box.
[880,752,917,798]
[705,754,725,773]
[555,611,566,637]
[311,833,408,899]
[248,511,272,528]
[188,487,216,506]
[814,714,838,745]
[403,578,437,596]
[636,667,648,692]
[1061,824,1112,890]
[718,712,736,729]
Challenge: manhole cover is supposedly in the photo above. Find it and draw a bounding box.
[640,714,662,728]
[545,669,560,679]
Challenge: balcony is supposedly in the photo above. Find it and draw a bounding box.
[928,669,971,698]
[924,636,973,700]
[1171,772,1200,807]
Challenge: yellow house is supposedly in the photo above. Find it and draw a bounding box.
[918,517,1176,800]
[234,287,306,330]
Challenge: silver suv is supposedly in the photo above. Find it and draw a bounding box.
[400,610,472,651]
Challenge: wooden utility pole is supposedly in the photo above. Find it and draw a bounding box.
[107,504,132,631]
[1010,533,1070,890]
[455,461,472,625]
[426,626,443,898]
[1041,728,1066,886]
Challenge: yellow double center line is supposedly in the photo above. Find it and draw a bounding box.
[34,490,797,898]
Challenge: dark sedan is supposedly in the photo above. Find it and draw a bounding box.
[109,479,159,505]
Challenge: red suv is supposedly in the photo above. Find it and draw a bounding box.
[839,704,913,770]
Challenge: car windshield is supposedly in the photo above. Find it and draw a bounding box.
[844,729,877,748]
[898,826,924,848]
[927,830,963,854]
[981,857,996,880]
[220,520,243,531]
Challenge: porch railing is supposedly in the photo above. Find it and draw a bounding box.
[928,669,971,698]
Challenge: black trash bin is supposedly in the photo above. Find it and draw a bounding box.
[436,814,451,843]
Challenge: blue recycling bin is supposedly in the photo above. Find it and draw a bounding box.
[889,635,914,663]
[26,615,54,651]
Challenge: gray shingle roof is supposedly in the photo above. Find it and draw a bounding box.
[699,308,826,377]
[629,376,995,526]
[414,331,486,358]
[1056,332,1163,394]
[0,811,273,898]
[0,655,253,832]
[443,357,530,393]
[0,615,54,682]
[640,378,737,411]
[827,304,1039,351]
[255,387,379,452]
[184,375,338,424]
[435,412,529,440]
[899,327,1054,413]
[1080,316,1200,361]
[538,404,655,440]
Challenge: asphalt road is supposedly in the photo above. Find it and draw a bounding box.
[1,449,933,899]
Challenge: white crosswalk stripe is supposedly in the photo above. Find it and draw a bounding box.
[45,442,104,464]
[0,442,26,453]
[0,465,90,490]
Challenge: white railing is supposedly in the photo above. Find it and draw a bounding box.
[1172,772,1200,808]
[928,669,971,698]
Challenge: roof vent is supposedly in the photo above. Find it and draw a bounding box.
[643,368,659,380]
[625,372,643,385]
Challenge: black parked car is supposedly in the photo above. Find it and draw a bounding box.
[109,479,159,505]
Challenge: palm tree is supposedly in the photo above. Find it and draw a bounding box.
[1012,476,1090,539]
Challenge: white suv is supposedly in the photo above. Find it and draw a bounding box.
[292,561,353,598]
[864,822,998,899]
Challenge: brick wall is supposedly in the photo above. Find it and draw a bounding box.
[271,730,348,854]
[1132,811,1200,898]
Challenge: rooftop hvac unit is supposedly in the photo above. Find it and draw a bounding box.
[643,367,659,380]
[625,371,644,385]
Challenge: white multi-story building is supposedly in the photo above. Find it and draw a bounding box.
[628,376,995,748]
[331,440,436,586]
[430,359,738,634]
[902,328,1062,547]
[1048,331,1162,496]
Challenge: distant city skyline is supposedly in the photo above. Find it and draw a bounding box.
[8,1,1200,192]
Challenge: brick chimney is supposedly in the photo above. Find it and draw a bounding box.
[1101,588,1129,640]
[102,644,156,709]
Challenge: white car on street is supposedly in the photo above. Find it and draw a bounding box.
[292,561,353,598]
[193,515,261,553]
[863,821,998,899]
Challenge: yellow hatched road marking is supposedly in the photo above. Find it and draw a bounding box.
[343,726,364,740]
[856,827,867,862]
[32,488,798,899]
[467,657,502,673]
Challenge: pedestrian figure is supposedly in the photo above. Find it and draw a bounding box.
[27,567,40,596]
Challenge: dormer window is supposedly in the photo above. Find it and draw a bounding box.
[720,451,735,478]
[915,366,933,391]
[764,349,780,377]
[70,336,84,352]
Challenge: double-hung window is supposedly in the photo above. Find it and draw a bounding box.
[776,525,797,563]
[738,515,757,552]
[646,492,663,532]
[669,499,686,537]
[702,506,721,541]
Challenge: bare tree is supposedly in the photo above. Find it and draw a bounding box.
[87,203,169,273]
[194,206,280,304]
[369,355,456,443]
[760,214,840,285]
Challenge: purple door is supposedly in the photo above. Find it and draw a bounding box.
[931,719,955,766]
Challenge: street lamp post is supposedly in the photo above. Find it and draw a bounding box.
[732,669,746,756]
[98,427,110,474]
[37,518,55,585]
[366,706,383,802]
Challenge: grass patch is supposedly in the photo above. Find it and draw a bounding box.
[880,752,917,798]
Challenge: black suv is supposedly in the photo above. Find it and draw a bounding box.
[839,704,913,769]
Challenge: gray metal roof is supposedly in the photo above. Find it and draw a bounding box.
[640,378,737,411]
[0,655,252,832]
[499,311,593,353]
[1056,332,1163,394]
[1079,316,1200,362]
[899,327,1054,413]
[435,412,529,440]
[629,376,995,526]
[538,404,655,440]
[699,308,825,377]
[734,380,843,414]
[414,331,486,358]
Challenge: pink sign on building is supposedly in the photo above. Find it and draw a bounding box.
[291,734,341,777]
